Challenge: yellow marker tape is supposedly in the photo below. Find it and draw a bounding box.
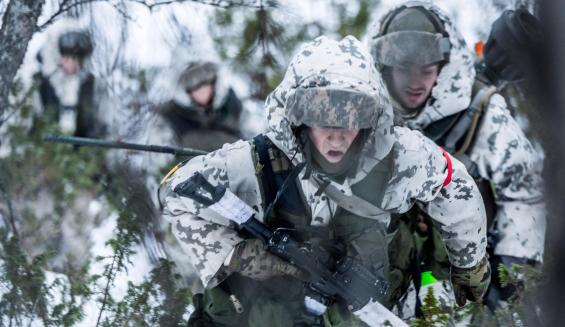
[160,164,180,185]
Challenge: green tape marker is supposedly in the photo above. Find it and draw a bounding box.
[421,271,438,286]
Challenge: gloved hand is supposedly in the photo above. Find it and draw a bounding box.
[450,256,491,306]
[226,238,308,281]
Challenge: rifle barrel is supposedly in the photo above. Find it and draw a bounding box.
[43,134,207,156]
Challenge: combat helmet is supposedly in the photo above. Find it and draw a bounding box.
[58,31,93,58]
[178,61,218,92]
[371,4,451,67]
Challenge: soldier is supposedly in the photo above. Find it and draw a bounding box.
[368,1,546,311]
[34,19,100,137]
[157,61,243,152]
[160,36,489,326]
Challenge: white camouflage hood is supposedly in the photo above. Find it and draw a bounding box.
[368,1,476,129]
[264,35,396,182]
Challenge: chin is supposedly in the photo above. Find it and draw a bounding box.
[402,100,424,111]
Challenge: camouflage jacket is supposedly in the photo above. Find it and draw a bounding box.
[160,36,487,290]
[368,2,546,262]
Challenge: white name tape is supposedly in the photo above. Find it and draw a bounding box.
[209,190,254,225]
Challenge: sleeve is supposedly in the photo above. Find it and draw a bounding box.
[469,94,546,262]
[389,127,487,268]
[160,141,257,288]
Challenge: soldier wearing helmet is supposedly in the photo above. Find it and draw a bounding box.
[34,19,100,137]
[156,61,243,152]
[368,1,546,312]
[160,35,488,326]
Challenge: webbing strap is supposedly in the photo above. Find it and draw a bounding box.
[253,135,277,207]
[316,176,390,224]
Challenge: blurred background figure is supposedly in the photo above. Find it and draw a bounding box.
[33,19,102,137]
[156,60,244,152]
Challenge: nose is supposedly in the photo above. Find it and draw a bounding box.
[405,68,424,90]
[327,129,346,145]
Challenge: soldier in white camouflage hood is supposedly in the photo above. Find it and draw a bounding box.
[156,61,243,152]
[33,19,101,137]
[368,1,546,310]
[160,35,488,326]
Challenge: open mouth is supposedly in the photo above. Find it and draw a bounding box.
[327,150,344,160]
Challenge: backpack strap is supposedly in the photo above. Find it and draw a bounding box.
[251,134,309,225]
[454,85,497,157]
[252,134,277,207]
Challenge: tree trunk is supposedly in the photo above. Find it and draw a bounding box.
[536,0,565,324]
[0,0,45,123]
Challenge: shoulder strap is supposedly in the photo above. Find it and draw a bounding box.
[453,84,497,157]
[251,135,311,227]
[424,78,497,154]
[252,134,277,208]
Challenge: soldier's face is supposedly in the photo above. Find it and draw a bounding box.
[189,84,214,108]
[308,127,360,163]
[61,55,81,75]
[390,64,439,109]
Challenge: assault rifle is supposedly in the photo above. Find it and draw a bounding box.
[173,172,407,326]
[43,134,207,156]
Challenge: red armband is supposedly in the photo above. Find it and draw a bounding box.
[440,147,452,187]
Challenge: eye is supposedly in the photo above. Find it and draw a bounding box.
[422,69,434,76]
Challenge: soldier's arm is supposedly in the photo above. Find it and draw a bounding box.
[161,144,247,289]
[161,140,301,288]
[391,127,487,268]
[469,94,546,262]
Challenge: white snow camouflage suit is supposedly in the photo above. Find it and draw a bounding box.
[160,36,487,326]
[368,1,546,264]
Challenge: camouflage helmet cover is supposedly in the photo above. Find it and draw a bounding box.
[284,37,390,130]
[286,79,379,130]
[372,6,450,66]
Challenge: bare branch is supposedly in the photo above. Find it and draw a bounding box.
[38,0,109,30]
[129,0,279,10]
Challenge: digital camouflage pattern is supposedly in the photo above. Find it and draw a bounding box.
[450,256,491,306]
[224,238,307,281]
[368,1,546,262]
[287,88,379,130]
[160,36,487,310]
